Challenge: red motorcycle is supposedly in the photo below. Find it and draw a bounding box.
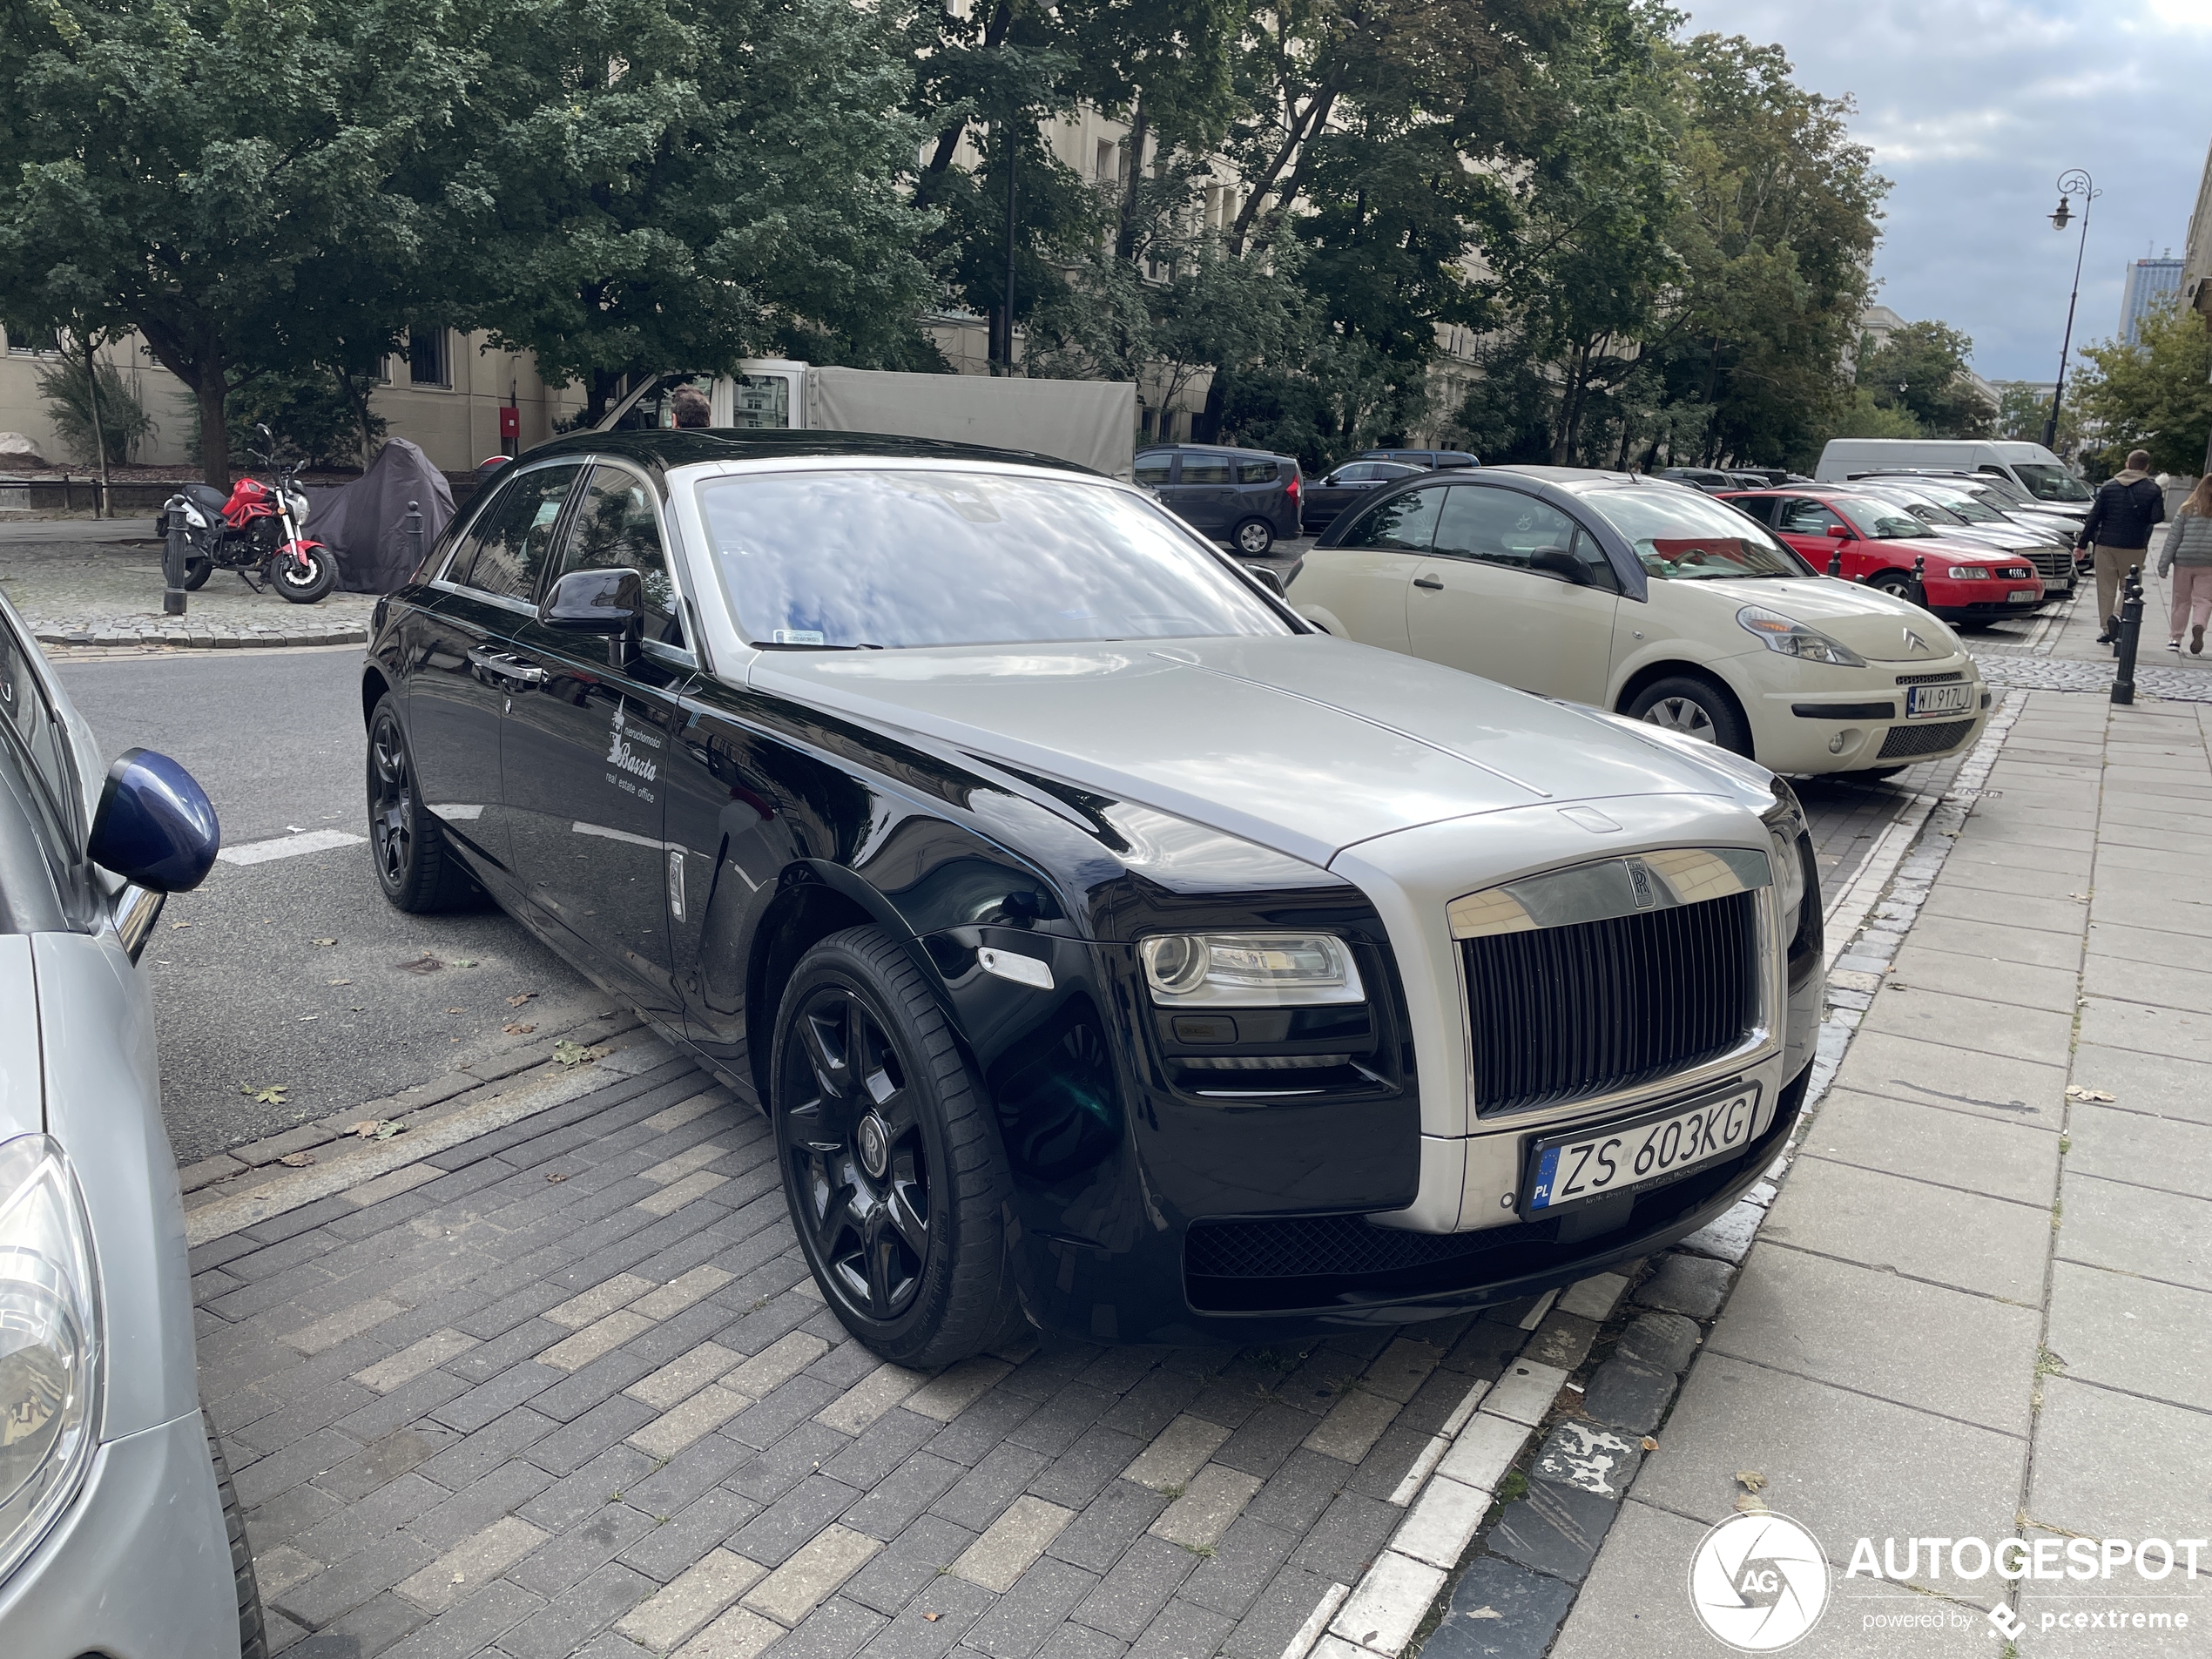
[157,426,337,604]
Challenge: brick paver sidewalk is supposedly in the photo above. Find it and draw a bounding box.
[0,534,373,646]
[1541,689,2212,1655]
[195,1048,1608,1659]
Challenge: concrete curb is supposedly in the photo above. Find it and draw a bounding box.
[33,625,368,651]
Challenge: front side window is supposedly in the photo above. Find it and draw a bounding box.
[1330,463,1375,483]
[697,469,1289,650]
[1580,488,1810,580]
[554,467,686,649]
[1777,498,1844,536]
[1339,483,1447,551]
[1134,453,1174,486]
[1180,455,1231,485]
[454,463,583,600]
[1432,487,1614,588]
[2011,462,2093,502]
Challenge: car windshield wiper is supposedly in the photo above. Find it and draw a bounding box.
[751,640,888,651]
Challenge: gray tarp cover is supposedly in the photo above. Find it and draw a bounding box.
[307,438,455,593]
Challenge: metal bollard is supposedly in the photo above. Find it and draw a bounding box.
[406,499,423,573]
[1909,549,1926,610]
[2112,563,2144,705]
[1827,547,1843,578]
[162,497,189,618]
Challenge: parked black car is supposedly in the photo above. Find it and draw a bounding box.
[1299,459,1424,534]
[1359,448,1480,470]
[1656,467,1737,494]
[361,428,1823,1362]
[1133,444,1302,555]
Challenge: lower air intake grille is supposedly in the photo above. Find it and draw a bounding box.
[1461,890,1759,1116]
[1878,718,1974,759]
[1184,1212,1557,1279]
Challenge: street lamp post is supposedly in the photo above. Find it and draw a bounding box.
[2042,168,2100,452]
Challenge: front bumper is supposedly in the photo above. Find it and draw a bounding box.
[1745,653,1990,773]
[0,1411,239,1659]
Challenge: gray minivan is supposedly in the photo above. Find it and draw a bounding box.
[1134,444,1303,555]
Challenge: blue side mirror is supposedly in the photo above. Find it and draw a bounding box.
[88,749,220,892]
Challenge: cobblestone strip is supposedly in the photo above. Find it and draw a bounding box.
[1319,696,2029,1659]
[195,1055,1563,1659]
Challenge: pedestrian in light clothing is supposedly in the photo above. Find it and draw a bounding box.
[2159,475,2212,655]
[2078,448,2166,642]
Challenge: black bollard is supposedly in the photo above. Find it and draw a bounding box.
[406,499,423,574]
[1827,546,1843,578]
[2112,563,2144,704]
[1909,549,1927,609]
[162,497,189,618]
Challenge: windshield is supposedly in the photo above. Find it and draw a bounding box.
[1903,486,2003,523]
[1870,490,1970,527]
[697,469,1290,650]
[2012,462,2093,502]
[1581,489,1811,579]
[1832,496,1937,539]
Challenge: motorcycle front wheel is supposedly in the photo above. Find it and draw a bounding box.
[272,547,335,604]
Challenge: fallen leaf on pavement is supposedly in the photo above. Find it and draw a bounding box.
[349,1119,407,1140]
[923,1614,941,1623]
[1734,1492,1770,1515]
[1735,1470,1766,1492]
[401,954,443,974]
[171,921,192,929]
[552,1039,608,1068]
[278,1152,316,1167]
[239,1084,288,1105]
[546,1172,568,1183]
[444,1007,465,1015]
[2064,1086,2114,1102]
[502,1022,536,1035]
[328,977,352,986]
[450,957,476,968]
[312,938,337,947]
[507,992,536,1007]
[1642,1437,1659,1452]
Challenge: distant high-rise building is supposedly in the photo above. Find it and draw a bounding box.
[2121,256,2183,344]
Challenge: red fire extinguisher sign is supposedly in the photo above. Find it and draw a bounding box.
[499,406,520,447]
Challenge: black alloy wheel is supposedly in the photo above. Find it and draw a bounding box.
[772,927,1018,1366]
[366,695,479,912]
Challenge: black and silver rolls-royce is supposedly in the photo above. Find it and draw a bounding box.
[360,430,1823,1364]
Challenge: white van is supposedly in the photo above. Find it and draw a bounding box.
[1816,438,2092,516]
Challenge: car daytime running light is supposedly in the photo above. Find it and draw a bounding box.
[0,1135,103,1588]
[1769,829,1807,924]
[1735,605,1866,667]
[1945,566,1991,580]
[1140,933,1366,1007]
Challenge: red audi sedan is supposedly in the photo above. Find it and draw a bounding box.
[1722,488,2046,624]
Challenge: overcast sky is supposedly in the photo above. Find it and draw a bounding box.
[1676,0,2212,381]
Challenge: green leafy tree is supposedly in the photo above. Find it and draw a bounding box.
[1856,320,1993,437]
[0,0,471,485]
[34,341,156,466]
[2072,296,2212,475]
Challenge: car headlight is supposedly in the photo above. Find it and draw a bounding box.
[1736,605,1866,667]
[1139,933,1365,1006]
[0,1136,103,1587]
[1945,566,1990,580]
[1769,827,1807,924]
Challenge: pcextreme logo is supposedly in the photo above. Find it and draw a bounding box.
[1689,1512,1831,1651]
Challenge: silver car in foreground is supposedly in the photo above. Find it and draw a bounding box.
[0,596,254,1656]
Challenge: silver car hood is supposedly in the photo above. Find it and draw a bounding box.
[748,634,1761,867]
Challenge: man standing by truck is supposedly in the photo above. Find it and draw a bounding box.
[2079,448,2166,642]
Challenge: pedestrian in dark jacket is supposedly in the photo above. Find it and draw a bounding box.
[2079,448,2166,641]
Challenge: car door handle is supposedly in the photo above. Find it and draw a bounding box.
[502,660,548,687]
[1413,574,1445,590]
[466,646,547,688]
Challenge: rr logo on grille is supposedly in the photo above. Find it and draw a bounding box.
[1626,860,1656,909]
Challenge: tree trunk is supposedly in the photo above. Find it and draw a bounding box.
[338,367,377,470]
[1116,98,1150,264]
[84,334,109,516]
[194,368,231,490]
[921,0,1014,185]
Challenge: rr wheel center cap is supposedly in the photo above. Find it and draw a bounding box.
[856,1112,891,1181]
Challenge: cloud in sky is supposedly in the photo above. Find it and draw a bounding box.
[1676,0,2212,379]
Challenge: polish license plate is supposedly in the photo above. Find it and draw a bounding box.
[1522,1083,1760,1216]
[2007,589,2039,604]
[1906,682,1973,718]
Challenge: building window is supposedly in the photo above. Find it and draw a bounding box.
[5,327,62,356]
[408,328,450,388]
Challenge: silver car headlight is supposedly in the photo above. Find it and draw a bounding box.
[1769,826,1807,922]
[1140,933,1365,1007]
[1736,605,1866,667]
[0,1135,103,1586]
[1945,566,1990,580]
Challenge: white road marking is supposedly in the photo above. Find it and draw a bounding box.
[217,828,368,866]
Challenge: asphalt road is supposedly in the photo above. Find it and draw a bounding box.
[55,646,604,1163]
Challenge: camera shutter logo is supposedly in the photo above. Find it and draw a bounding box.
[1688,1512,1831,1650]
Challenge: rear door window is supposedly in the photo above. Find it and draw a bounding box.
[453,463,584,601]
[1180,454,1232,486]
[1236,460,1278,485]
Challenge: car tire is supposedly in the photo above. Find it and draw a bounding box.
[183,556,213,591]
[772,925,1019,1367]
[206,1416,269,1659]
[272,545,336,604]
[367,694,482,913]
[1870,571,1916,600]
[1233,516,1275,556]
[1624,674,1752,757]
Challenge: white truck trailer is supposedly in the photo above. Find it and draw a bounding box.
[599,361,1137,481]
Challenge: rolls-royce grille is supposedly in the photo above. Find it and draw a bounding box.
[1463,888,1758,1116]
[1878,718,1975,759]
